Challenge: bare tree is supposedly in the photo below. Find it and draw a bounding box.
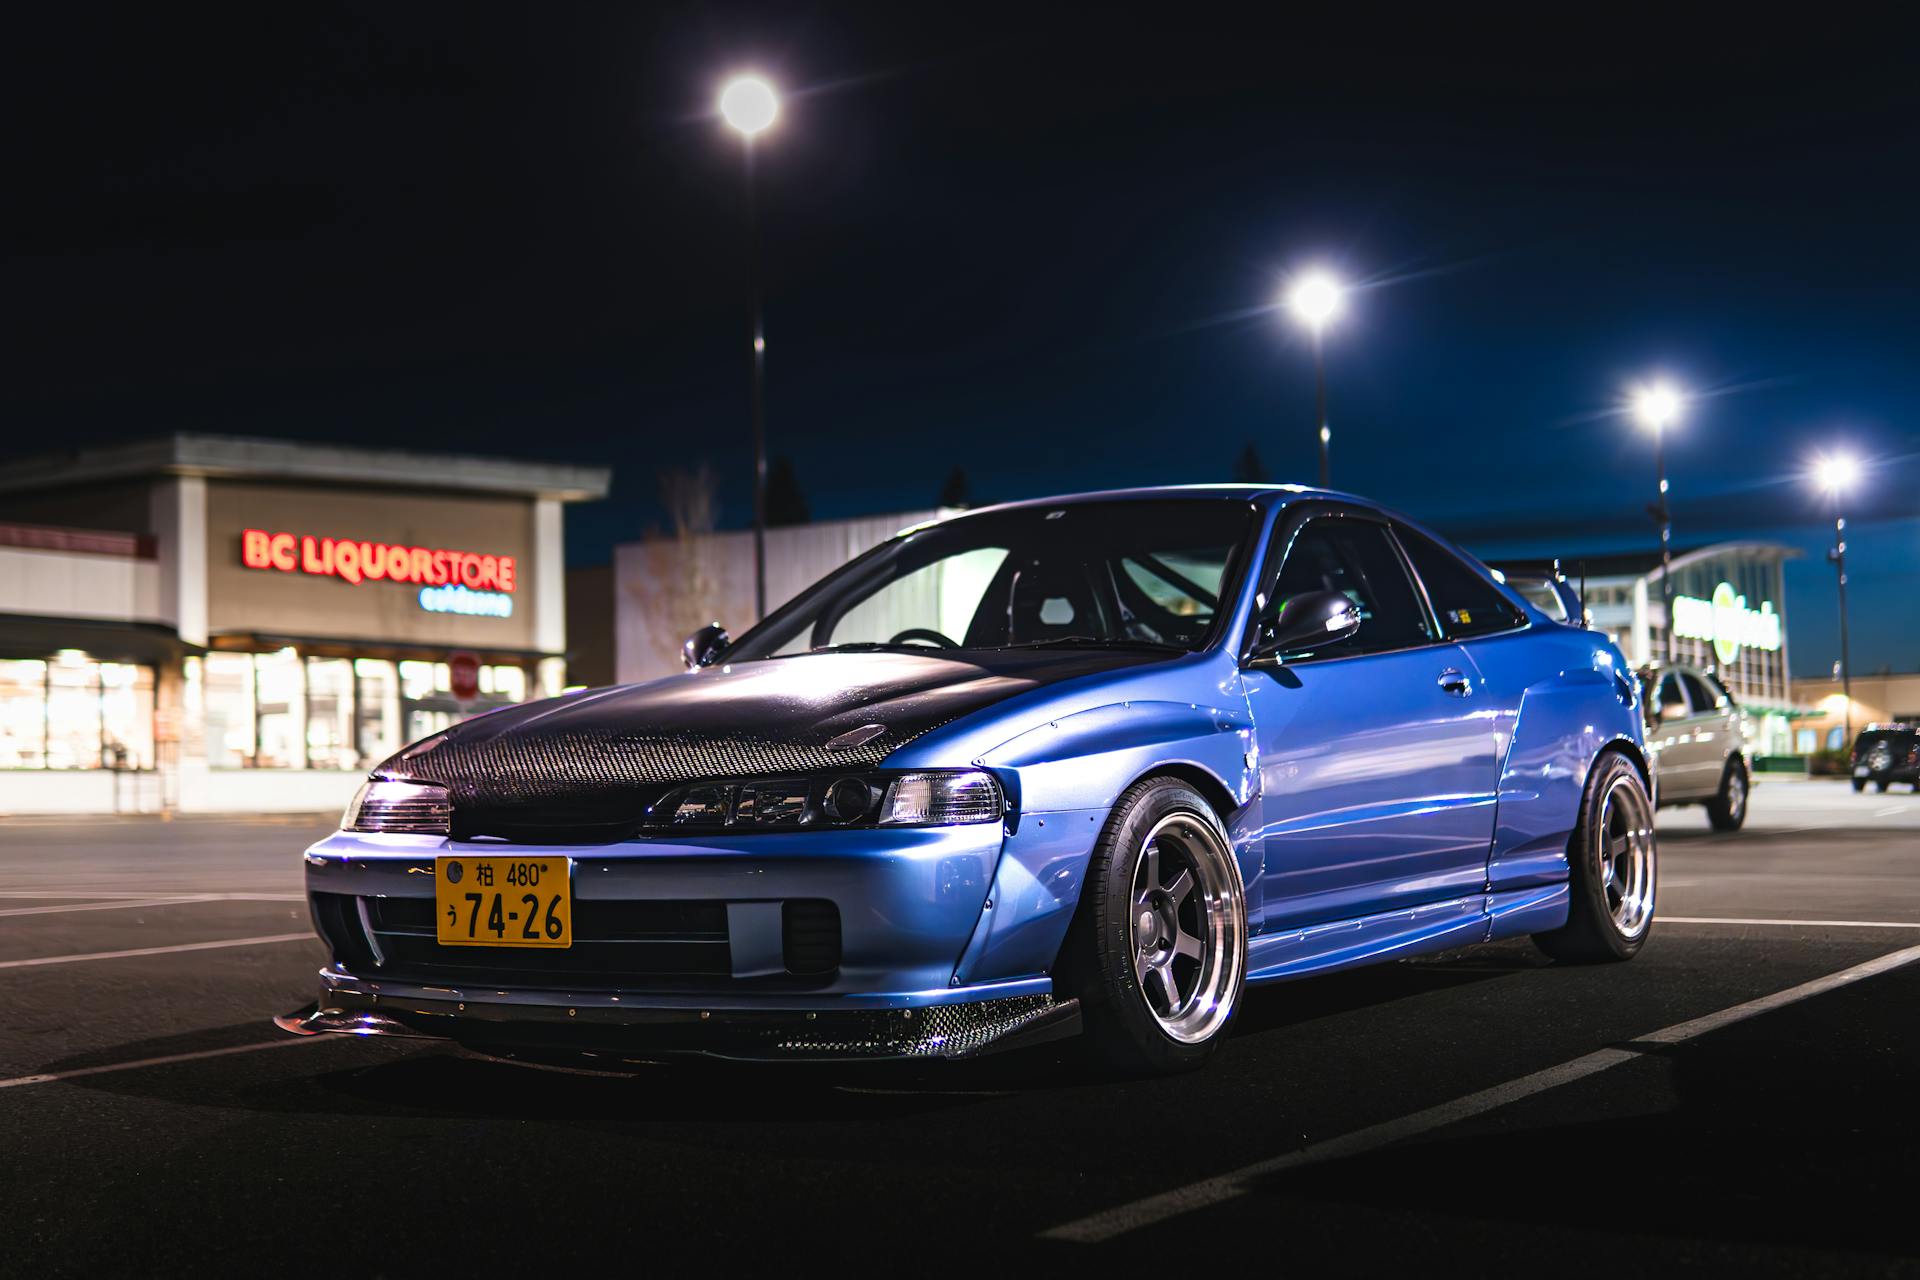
[627,463,721,667]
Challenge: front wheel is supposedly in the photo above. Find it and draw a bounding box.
[1534,751,1656,963]
[1706,760,1749,832]
[1852,777,1867,793]
[1876,779,1891,794]
[1057,777,1247,1074]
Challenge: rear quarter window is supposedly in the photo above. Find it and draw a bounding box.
[1394,525,1527,639]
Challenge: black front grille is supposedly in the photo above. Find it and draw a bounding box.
[362,895,730,985]
[315,893,844,989]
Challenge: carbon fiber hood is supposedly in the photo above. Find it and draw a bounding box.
[377,649,1164,829]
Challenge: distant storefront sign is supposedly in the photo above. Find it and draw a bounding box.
[1671,580,1781,664]
[240,529,515,617]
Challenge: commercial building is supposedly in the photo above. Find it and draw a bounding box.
[1494,541,1803,756]
[612,508,948,685]
[1790,672,1920,754]
[0,434,608,814]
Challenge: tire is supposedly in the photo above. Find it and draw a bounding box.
[1534,751,1656,963]
[1852,778,1867,793]
[1057,777,1247,1074]
[1706,759,1749,832]
[1875,779,1891,794]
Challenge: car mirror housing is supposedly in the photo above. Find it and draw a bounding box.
[1247,589,1362,665]
[682,622,731,670]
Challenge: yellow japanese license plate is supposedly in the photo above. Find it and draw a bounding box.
[434,855,572,948]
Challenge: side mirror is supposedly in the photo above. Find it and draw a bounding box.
[1248,590,1362,664]
[682,623,731,670]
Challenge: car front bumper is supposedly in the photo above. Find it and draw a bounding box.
[286,822,1086,1060]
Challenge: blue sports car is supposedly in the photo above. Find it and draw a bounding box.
[284,485,1655,1073]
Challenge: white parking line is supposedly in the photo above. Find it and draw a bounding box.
[0,897,215,918]
[1874,805,1911,817]
[0,933,315,970]
[1663,916,1920,929]
[1040,942,1920,1244]
[0,1036,330,1091]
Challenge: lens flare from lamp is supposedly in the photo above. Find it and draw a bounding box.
[719,75,778,136]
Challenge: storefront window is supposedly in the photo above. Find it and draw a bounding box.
[0,659,47,768]
[354,659,401,766]
[399,660,443,701]
[100,663,155,770]
[46,652,102,770]
[305,658,356,770]
[253,648,306,768]
[484,665,527,702]
[197,651,534,769]
[204,653,256,767]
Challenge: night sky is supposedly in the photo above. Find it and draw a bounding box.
[7,5,1917,675]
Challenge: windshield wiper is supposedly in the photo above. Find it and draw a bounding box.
[806,642,945,654]
[999,636,1186,652]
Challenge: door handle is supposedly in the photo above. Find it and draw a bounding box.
[1438,668,1472,697]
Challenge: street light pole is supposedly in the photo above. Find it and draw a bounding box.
[1655,424,1672,665]
[719,74,779,620]
[744,140,767,621]
[1285,270,1344,489]
[1831,499,1853,747]
[1313,331,1329,488]
[1631,380,1683,667]
[1816,452,1861,748]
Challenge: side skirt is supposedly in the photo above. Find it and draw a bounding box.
[1245,883,1569,985]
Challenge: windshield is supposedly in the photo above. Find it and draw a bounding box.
[726,499,1259,661]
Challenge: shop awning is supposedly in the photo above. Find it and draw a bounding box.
[0,613,201,665]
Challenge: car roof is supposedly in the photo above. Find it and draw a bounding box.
[932,483,1379,521]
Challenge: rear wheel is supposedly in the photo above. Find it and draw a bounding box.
[1706,759,1749,832]
[1058,777,1246,1074]
[1876,779,1891,793]
[1852,778,1867,793]
[1534,751,1656,963]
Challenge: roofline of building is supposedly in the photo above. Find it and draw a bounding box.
[0,433,611,503]
[1498,540,1805,585]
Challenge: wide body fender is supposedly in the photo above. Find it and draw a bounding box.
[1459,628,1647,897]
[947,698,1258,987]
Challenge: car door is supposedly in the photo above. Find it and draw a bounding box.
[1241,508,1501,932]
[1676,670,1731,795]
[1645,670,1712,799]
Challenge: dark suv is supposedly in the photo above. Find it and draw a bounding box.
[1851,725,1920,793]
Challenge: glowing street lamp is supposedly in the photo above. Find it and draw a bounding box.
[719,75,778,137]
[718,74,780,619]
[1285,270,1345,488]
[1631,380,1685,663]
[1815,450,1861,747]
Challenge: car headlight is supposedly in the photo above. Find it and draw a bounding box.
[343,779,452,835]
[649,769,1003,832]
[877,771,1003,825]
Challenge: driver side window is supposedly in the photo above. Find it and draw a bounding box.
[1262,518,1435,658]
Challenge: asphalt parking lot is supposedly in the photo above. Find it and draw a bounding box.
[3,780,1918,1275]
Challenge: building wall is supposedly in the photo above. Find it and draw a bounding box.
[0,545,161,624]
[204,480,538,650]
[1790,673,1920,753]
[564,563,615,688]
[0,479,158,537]
[614,510,943,686]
